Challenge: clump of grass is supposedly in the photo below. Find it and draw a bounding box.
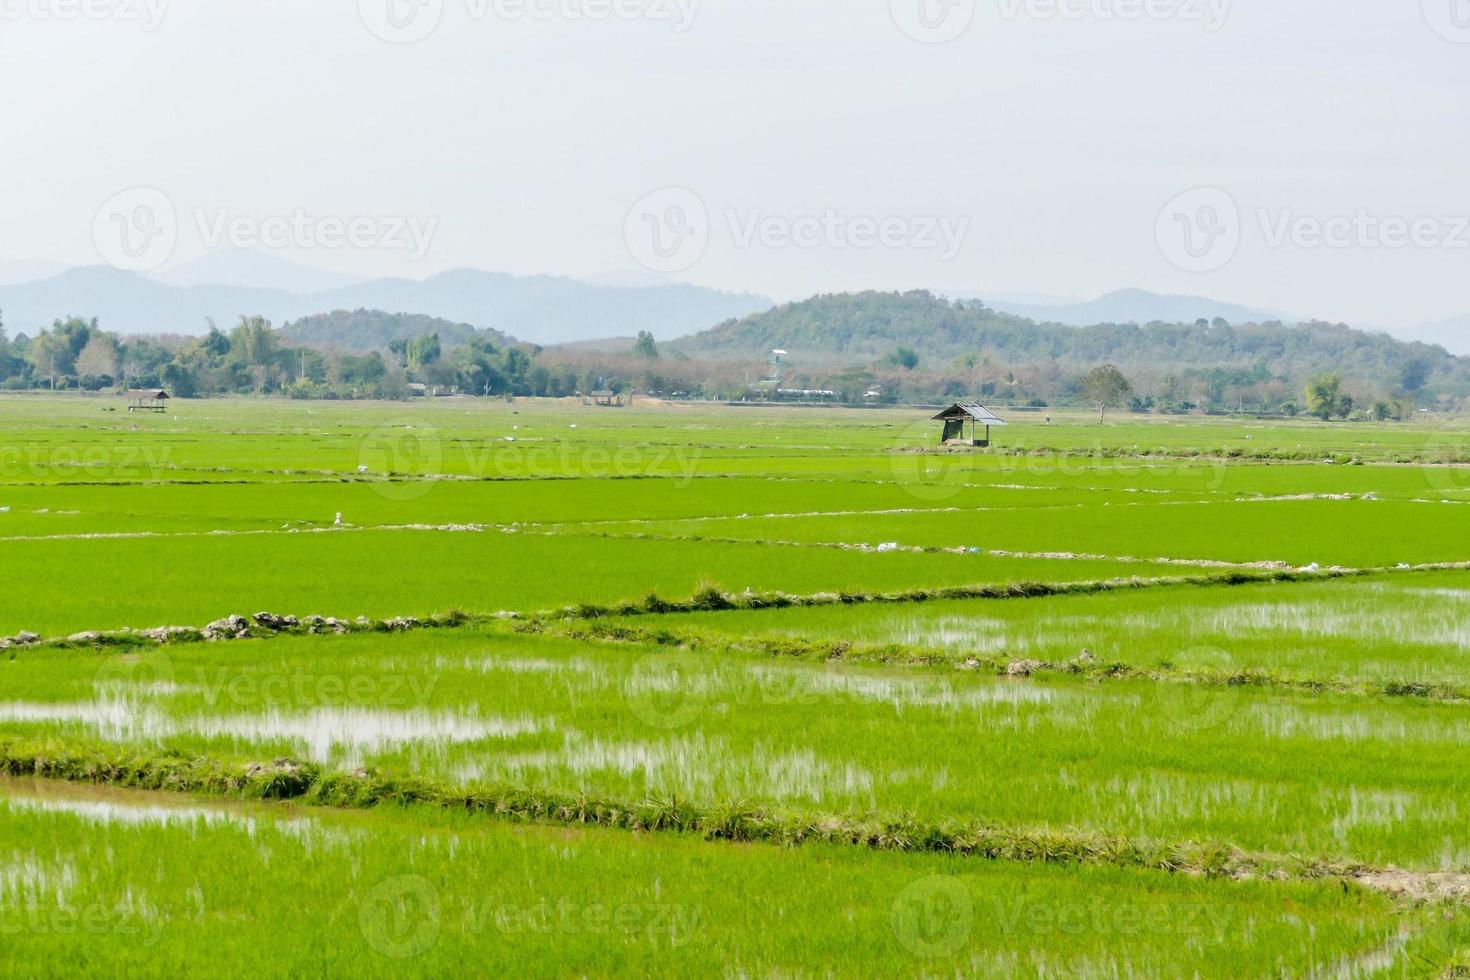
[689,583,736,612]
[641,592,674,614]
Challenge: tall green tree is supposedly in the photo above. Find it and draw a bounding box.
[1080,363,1132,423]
[27,333,67,389]
[632,331,660,359]
[75,334,121,385]
[407,333,441,370]
[1304,373,1344,420]
[231,315,279,392]
[1400,358,1431,395]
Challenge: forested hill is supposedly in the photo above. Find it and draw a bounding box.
[279,310,520,353]
[673,290,1461,385]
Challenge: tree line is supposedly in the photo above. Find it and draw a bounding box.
[0,312,597,399]
[0,301,1459,418]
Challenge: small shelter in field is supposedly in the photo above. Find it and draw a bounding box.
[586,390,625,408]
[126,389,170,414]
[933,403,1007,447]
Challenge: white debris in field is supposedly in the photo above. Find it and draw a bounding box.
[1238,493,1356,503]
[358,465,370,474]
[876,542,900,553]
[984,548,1291,571]
[334,513,344,527]
[1300,563,1322,573]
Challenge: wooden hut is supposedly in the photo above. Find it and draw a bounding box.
[933,403,1007,447]
[585,390,625,408]
[125,389,170,414]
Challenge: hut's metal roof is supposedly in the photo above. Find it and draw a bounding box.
[125,389,170,400]
[932,403,1008,425]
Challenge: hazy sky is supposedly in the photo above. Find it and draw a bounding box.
[2,0,1467,325]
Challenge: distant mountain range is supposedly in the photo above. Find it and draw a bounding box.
[2,252,1466,359]
[1404,315,1470,357]
[0,257,774,345]
[964,288,1289,329]
[950,288,1470,359]
[673,290,1462,388]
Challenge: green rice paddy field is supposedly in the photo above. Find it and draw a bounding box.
[3,394,1470,976]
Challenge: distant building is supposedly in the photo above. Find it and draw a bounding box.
[932,403,1008,447]
[586,390,626,407]
[767,349,787,383]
